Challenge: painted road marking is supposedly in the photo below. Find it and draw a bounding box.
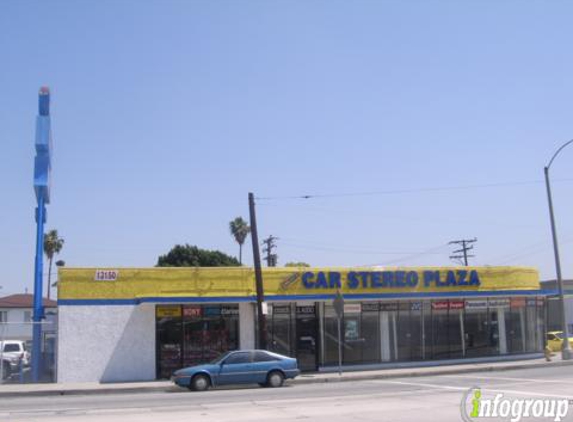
[373,380,573,400]
[442,374,573,385]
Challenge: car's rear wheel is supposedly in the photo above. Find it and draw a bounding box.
[190,374,210,392]
[266,371,284,388]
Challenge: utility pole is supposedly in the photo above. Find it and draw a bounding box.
[262,235,278,267]
[248,193,267,350]
[449,238,477,266]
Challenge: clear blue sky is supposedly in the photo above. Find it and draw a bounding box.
[2,0,573,296]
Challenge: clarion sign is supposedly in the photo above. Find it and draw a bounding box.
[301,270,481,290]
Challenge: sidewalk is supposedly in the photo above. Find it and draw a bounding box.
[1,355,572,398]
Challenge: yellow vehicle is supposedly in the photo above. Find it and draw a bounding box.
[546,331,573,352]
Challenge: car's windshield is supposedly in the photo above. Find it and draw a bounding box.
[554,332,563,340]
[4,344,20,352]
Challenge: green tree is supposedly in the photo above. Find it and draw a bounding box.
[229,217,251,265]
[285,262,311,267]
[157,244,240,267]
[43,229,64,300]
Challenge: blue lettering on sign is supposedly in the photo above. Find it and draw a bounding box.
[395,271,405,287]
[469,270,481,286]
[301,270,480,289]
[329,271,342,288]
[457,270,468,286]
[302,272,314,288]
[347,272,359,289]
[316,272,328,288]
[446,271,457,286]
[371,272,382,288]
[406,272,418,287]
[382,271,394,287]
[424,271,439,287]
[360,272,371,288]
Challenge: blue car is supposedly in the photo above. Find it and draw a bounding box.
[171,350,300,391]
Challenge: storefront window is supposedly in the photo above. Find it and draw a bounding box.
[410,302,423,361]
[380,302,398,362]
[396,302,423,361]
[268,304,294,357]
[422,301,432,360]
[361,302,381,363]
[156,304,239,379]
[525,299,538,352]
[449,301,464,359]
[296,304,319,371]
[488,298,509,354]
[342,303,363,364]
[431,301,450,359]
[156,305,182,379]
[322,304,340,366]
[293,295,545,371]
[508,298,526,353]
[536,298,546,351]
[464,300,489,358]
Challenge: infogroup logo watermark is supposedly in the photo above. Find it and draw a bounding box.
[461,387,572,422]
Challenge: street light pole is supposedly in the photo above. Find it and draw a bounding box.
[544,139,573,360]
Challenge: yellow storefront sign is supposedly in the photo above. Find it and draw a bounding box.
[156,305,182,317]
[57,266,540,302]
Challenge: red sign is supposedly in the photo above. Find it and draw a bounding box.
[449,301,465,310]
[183,306,202,317]
[431,301,464,310]
[431,301,449,310]
[511,298,526,308]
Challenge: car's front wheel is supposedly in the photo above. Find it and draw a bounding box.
[266,371,284,388]
[190,374,210,392]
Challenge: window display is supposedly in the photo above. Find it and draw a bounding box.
[156,304,239,379]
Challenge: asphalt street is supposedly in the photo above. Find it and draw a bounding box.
[0,366,572,421]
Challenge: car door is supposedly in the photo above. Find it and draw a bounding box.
[217,351,253,385]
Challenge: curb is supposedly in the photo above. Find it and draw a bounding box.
[291,360,573,385]
[0,385,174,398]
[1,360,572,398]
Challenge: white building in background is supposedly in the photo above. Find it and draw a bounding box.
[0,294,57,341]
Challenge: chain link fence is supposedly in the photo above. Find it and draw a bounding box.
[0,317,57,384]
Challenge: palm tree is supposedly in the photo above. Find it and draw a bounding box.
[229,217,250,265]
[44,229,64,299]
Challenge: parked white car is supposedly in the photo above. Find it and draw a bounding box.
[0,340,31,374]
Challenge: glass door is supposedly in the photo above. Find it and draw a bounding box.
[296,305,318,372]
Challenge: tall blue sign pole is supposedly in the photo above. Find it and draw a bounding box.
[32,87,52,382]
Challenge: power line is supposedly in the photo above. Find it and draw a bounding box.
[356,243,451,267]
[256,178,573,201]
[280,240,446,256]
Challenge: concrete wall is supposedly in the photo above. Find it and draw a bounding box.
[57,303,155,383]
[239,302,255,349]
